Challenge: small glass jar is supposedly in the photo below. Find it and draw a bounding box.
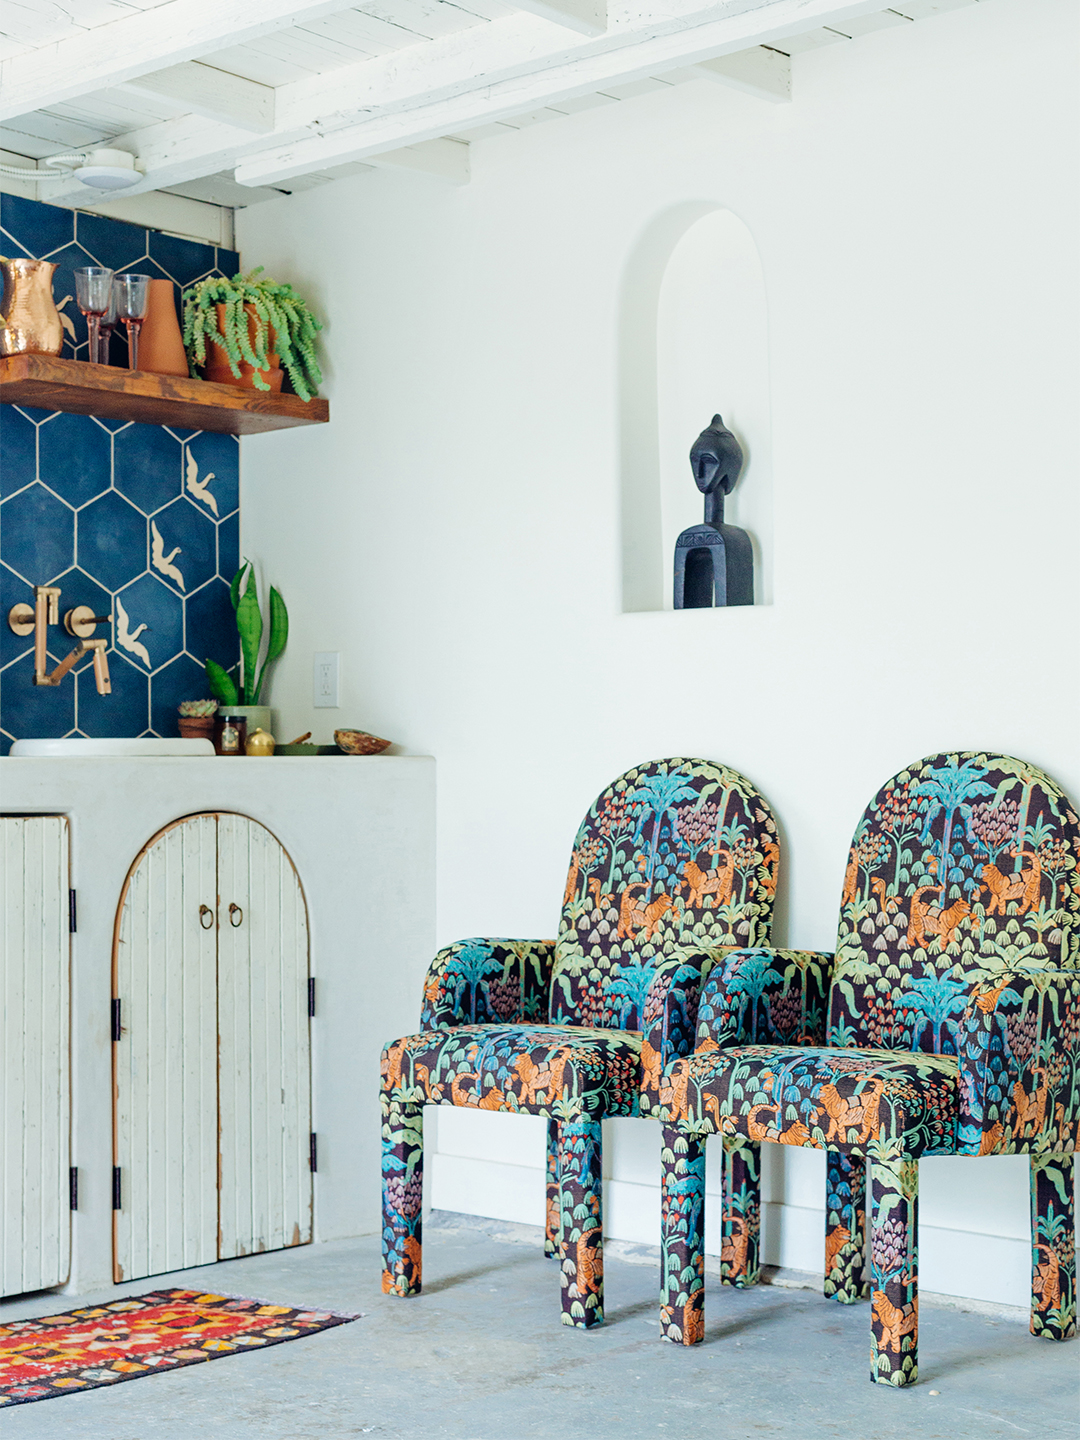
[215,711,247,756]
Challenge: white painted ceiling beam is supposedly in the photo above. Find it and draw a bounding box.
[510,0,606,38]
[237,0,890,183]
[364,137,470,182]
[118,62,276,133]
[29,0,927,197]
[687,45,790,102]
[0,0,347,122]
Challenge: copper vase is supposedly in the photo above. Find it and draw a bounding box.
[138,278,188,376]
[0,258,63,357]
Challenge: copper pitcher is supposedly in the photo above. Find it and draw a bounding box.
[0,257,64,357]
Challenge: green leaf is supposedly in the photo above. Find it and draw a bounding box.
[265,586,288,662]
[229,561,248,612]
[205,658,238,706]
[236,565,263,704]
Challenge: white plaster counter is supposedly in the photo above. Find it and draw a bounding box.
[0,755,435,1292]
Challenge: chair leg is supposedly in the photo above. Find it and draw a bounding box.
[1030,1152,1077,1340]
[825,1150,869,1303]
[558,1116,604,1328]
[660,1124,706,1344]
[545,1118,561,1258]
[721,1135,761,1288]
[868,1154,919,1386]
[381,1089,424,1297]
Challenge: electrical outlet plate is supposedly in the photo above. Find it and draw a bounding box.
[313,651,339,708]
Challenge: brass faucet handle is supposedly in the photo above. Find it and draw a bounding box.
[64,605,112,639]
[88,639,112,695]
[7,602,34,637]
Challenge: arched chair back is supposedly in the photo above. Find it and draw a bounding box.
[551,757,780,1029]
[828,751,1080,1054]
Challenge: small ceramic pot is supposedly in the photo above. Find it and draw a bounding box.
[203,303,283,392]
[138,279,188,376]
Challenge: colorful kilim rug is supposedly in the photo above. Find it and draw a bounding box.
[0,1288,360,1406]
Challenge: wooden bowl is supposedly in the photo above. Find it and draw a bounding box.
[334,728,391,756]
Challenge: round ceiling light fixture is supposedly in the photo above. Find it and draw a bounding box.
[0,148,143,188]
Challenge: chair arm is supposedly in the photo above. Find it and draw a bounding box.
[694,947,833,1049]
[419,937,556,1030]
[956,968,1080,1155]
[637,947,731,1113]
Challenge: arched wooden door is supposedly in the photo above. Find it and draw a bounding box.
[113,812,311,1283]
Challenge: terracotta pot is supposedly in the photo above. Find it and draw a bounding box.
[177,715,215,741]
[139,278,188,376]
[203,302,284,392]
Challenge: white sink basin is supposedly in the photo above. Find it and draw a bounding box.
[9,738,215,757]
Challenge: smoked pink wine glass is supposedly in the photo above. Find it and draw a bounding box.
[73,266,113,363]
[113,273,151,370]
[97,288,118,364]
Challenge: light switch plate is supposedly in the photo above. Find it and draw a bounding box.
[313,651,339,709]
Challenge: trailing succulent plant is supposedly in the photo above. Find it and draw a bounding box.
[205,560,288,707]
[182,268,323,400]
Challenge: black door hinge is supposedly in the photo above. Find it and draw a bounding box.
[112,1167,122,1210]
[69,889,77,933]
[309,1133,317,1173]
[308,977,316,1017]
[69,1167,78,1211]
[111,998,122,1042]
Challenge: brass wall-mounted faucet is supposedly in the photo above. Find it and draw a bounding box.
[8,585,112,695]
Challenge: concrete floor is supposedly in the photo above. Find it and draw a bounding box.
[3,1213,1077,1440]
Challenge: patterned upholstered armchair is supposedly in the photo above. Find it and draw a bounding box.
[381,757,779,1327]
[650,752,1080,1384]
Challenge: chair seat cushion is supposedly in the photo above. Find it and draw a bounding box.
[661,1044,959,1157]
[383,1024,643,1119]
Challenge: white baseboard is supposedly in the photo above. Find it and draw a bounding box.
[430,1151,1039,1310]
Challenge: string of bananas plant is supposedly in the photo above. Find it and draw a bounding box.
[182,268,323,400]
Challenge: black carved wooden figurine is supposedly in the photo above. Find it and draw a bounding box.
[673,414,754,609]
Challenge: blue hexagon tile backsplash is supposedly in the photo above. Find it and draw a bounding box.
[0,195,241,753]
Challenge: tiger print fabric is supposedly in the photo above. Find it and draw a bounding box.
[380,756,779,1328]
[655,752,1080,1385]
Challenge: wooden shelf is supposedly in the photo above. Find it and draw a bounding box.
[0,353,329,435]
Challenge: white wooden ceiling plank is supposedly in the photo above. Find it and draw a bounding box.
[119,60,276,130]
[292,10,405,56]
[0,0,354,121]
[243,26,394,71]
[1,110,111,147]
[889,0,973,16]
[597,73,672,98]
[777,25,848,52]
[354,0,488,41]
[0,126,59,156]
[51,90,184,126]
[448,0,512,18]
[829,10,909,34]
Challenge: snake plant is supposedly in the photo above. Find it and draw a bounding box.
[205,561,288,707]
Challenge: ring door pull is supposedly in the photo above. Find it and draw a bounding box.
[198,904,214,930]
[228,902,243,928]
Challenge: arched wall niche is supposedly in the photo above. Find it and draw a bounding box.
[619,203,773,613]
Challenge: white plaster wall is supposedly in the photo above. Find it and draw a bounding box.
[237,0,1079,1306]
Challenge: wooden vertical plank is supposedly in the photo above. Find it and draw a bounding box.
[113,815,217,1282]
[217,815,310,1258]
[1,816,69,1297]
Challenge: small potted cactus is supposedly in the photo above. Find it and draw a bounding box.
[178,699,218,741]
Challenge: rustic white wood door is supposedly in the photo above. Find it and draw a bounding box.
[113,815,219,1282]
[1,816,70,1297]
[113,813,310,1282]
[217,814,312,1257]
